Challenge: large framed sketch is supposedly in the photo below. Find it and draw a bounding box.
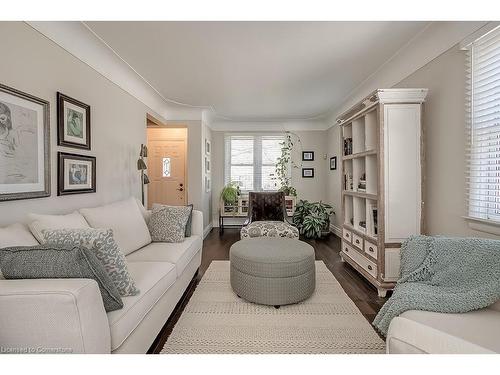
[0,83,50,202]
[57,92,91,150]
[58,152,96,196]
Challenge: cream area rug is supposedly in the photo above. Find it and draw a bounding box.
[161,261,385,354]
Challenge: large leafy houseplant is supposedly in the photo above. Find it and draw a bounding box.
[274,132,302,197]
[293,200,334,239]
[220,182,240,205]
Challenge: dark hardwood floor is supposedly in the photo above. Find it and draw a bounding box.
[148,229,387,354]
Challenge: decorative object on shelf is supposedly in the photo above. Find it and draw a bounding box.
[57,92,91,150]
[330,156,337,170]
[284,196,296,216]
[137,144,149,205]
[292,200,334,239]
[274,131,301,197]
[357,173,366,192]
[205,139,211,155]
[343,138,353,156]
[302,168,314,178]
[58,152,96,196]
[0,83,50,201]
[302,151,314,161]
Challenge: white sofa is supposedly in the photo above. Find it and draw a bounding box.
[386,300,500,354]
[0,198,203,354]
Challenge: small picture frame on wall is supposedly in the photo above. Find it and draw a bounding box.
[302,168,314,178]
[205,156,210,173]
[58,152,96,196]
[302,151,314,161]
[205,139,211,155]
[330,156,337,170]
[57,92,91,150]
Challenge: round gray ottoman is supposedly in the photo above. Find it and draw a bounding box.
[230,237,315,307]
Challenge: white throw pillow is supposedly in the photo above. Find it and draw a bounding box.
[0,223,40,279]
[27,211,90,243]
[80,197,151,255]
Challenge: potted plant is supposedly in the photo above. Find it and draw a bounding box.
[220,182,240,214]
[292,200,334,239]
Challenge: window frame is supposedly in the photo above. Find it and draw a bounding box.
[224,133,287,193]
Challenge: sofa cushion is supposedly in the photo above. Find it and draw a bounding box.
[80,197,152,256]
[0,223,39,279]
[148,205,192,243]
[0,244,123,312]
[387,308,500,354]
[106,261,177,351]
[126,235,202,277]
[43,228,139,297]
[28,211,90,243]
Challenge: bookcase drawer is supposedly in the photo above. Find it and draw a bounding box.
[342,228,352,243]
[364,241,378,260]
[342,242,378,279]
[352,233,364,250]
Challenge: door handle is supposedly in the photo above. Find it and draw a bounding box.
[177,187,184,192]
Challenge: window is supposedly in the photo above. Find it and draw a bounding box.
[466,26,500,223]
[162,157,171,177]
[224,134,285,191]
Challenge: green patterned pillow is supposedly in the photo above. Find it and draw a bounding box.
[148,205,193,243]
[42,228,139,297]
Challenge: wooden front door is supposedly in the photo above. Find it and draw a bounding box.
[147,139,186,208]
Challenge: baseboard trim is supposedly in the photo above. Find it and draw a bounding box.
[330,223,342,237]
[203,223,213,239]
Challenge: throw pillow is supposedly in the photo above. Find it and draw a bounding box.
[43,228,140,297]
[0,223,40,280]
[28,211,90,243]
[80,197,152,255]
[152,203,194,237]
[0,244,123,312]
[148,205,193,243]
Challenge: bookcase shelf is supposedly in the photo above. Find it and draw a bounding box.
[339,88,427,297]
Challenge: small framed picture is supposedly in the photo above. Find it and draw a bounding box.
[302,168,314,178]
[302,151,314,161]
[57,92,91,150]
[58,152,96,196]
[205,156,210,173]
[205,175,211,193]
[330,156,337,170]
[205,139,211,155]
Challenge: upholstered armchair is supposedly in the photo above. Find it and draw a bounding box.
[240,192,299,239]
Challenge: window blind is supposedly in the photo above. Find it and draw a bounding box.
[466,26,500,222]
[224,134,285,192]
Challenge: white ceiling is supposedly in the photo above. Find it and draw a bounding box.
[85,21,429,121]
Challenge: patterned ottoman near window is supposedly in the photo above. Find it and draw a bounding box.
[240,221,299,240]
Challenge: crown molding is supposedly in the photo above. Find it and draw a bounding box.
[326,21,488,128]
[26,21,204,121]
[210,119,329,132]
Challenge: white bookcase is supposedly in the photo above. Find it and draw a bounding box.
[338,88,427,297]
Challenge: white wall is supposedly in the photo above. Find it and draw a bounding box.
[0,22,167,227]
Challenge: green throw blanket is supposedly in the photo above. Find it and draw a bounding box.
[373,235,500,335]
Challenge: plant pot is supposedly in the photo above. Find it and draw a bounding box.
[320,218,331,238]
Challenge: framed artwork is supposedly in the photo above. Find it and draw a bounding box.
[302,151,314,161]
[205,175,211,193]
[0,83,50,202]
[57,92,91,150]
[58,152,96,196]
[302,168,314,178]
[205,156,210,173]
[330,156,337,170]
[205,139,211,155]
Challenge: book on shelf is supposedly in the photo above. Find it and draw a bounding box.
[343,172,353,191]
[366,201,378,237]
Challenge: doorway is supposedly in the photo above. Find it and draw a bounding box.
[146,126,187,209]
